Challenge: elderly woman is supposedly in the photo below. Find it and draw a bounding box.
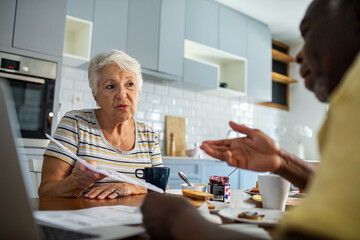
[38,50,163,199]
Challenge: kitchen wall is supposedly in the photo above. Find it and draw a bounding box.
[288,41,327,160]
[58,64,294,156]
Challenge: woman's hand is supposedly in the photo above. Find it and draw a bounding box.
[201,121,283,172]
[69,160,107,195]
[85,182,147,199]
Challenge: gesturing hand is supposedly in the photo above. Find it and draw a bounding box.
[201,121,283,172]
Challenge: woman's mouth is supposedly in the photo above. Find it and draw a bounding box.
[117,104,128,110]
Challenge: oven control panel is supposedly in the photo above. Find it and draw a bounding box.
[0,51,57,80]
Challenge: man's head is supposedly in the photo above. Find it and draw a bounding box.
[296,0,360,102]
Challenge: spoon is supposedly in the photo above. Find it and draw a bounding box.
[178,171,193,186]
[227,168,238,177]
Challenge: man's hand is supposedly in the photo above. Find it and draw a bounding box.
[201,121,283,172]
[141,193,197,240]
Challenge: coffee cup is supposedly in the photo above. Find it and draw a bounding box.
[258,174,290,211]
[135,167,170,192]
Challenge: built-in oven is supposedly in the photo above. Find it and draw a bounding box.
[0,51,57,148]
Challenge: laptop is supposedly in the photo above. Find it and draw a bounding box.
[0,78,146,239]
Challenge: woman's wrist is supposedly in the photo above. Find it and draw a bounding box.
[67,174,84,197]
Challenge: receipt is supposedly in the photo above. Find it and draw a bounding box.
[45,134,164,193]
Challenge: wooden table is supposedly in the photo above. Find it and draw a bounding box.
[32,190,260,211]
[32,190,275,239]
[32,194,145,211]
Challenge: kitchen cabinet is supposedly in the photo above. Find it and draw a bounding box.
[158,0,186,77]
[25,148,46,198]
[258,40,298,110]
[183,58,218,89]
[91,0,129,56]
[184,3,271,100]
[126,0,185,78]
[219,6,247,58]
[0,0,16,48]
[163,159,203,189]
[239,169,261,190]
[12,0,67,58]
[185,0,219,49]
[163,158,255,190]
[246,17,272,102]
[63,16,93,66]
[183,40,247,97]
[202,161,240,190]
[66,0,94,22]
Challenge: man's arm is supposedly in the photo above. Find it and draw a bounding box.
[201,121,316,190]
[275,149,316,190]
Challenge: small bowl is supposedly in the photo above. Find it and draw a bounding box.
[181,183,207,192]
[185,147,200,158]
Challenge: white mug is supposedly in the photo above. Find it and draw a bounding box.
[258,174,290,211]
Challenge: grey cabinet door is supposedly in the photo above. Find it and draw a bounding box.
[158,0,185,78]
[12,0,67,57]
[247,18,272,102]
[127,0,161,71]
[91,0,129,56]
[185,0,219,49]
[163,159,202,189]
[203,162,239,190]
[66,0,94,21]
[0,0,16,48]
[219,7,247,58]
[183,59,218,89]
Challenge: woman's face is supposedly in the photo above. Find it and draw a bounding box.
[95,63,139,123]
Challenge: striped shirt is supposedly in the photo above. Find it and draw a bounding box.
[44,109,163,183]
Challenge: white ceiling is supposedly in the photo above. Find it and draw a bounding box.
[216,0,312,45]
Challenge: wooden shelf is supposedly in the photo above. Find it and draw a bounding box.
[257,102,289,111]
[272,49,294,63]
[272,72,297,84]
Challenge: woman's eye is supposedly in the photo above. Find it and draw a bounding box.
[127,82,134,87]
[105,85,114,89]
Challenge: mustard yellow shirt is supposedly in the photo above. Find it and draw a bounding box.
[281,53,360,239]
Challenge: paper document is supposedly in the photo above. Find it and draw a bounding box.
[34,205,143,230]
[45,134,164,193]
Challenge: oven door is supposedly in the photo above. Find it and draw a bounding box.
[0,72,54,147]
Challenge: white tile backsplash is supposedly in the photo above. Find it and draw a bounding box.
[154,84,169,95]
[62,67,85,80]
[146,92,162,103]
[58,66,293,154]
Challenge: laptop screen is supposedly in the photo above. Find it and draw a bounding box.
[0,78,40,239]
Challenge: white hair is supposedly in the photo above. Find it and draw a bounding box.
[88,49,143,95]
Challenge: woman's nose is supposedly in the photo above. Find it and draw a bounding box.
[116,87,127,99]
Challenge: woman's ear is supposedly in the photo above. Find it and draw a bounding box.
[93,93,100,107]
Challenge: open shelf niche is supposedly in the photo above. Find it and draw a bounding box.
[184,40,247,98]
[258,40,297,110]
[63,15,92,67]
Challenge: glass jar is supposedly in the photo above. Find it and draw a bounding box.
[208,176,230,203]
